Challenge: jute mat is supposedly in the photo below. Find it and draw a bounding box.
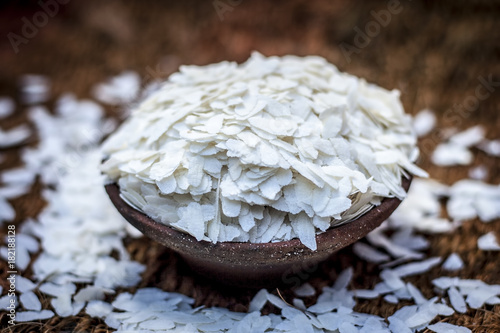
[0,0,499,332]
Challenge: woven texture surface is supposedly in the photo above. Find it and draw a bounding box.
[0,0,499,332]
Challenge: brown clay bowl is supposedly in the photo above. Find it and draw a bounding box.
[105,177,411,288]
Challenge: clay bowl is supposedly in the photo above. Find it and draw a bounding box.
[105,177,411,289]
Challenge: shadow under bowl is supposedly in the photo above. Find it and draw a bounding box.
[105,177,411,289]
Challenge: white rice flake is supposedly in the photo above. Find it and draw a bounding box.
[477,232,500,251]
[468,165,488,180]
[393,257,442,277]
[3,55,489,333]
[413,108,436,137]
[19,74,51,104]
[92,71,140,105]
[16,310,55,322]
[442,253,464,271]
[0,124,31,148]
[19,291,42,311]
[432,126,486,166]
[0,96,15,118]
[86,300,113,318]
[352,242,390,264]
[477,139,500,157]
[427,322,471,333]
[447,180,500,223]
[449,125,485,147]
[294,283,316,297]
[432,143,473,166]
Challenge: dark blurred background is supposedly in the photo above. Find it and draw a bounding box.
[1,1,499,331]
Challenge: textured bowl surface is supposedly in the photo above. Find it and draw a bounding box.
[105,177,411,288]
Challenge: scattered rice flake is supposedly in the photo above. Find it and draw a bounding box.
[447,179,500,223]
[352,242,390,264]
[19,74,51,104]
[477,139,500,157]
[432,143,473,166]
[86,300,113,318]
[92,71,140,105]
[334,267,353,291]
[353,289,380,299]
[0,124,31,148]
[427,322,471,333]
[448,286,467,313]
[0,96,15,118]
[16,310,55,322]
[413,109,436,137]
[294,283,316,297]
[478,232,500,251]
[449,125,485,147]
[248,289,269,312]
[468,165,488,180]
[19,291,42,311]
[101,52,423,249]
[0,198,15,224]
[16,275,36,293]
[442,253,464,271]
[393,257,442,277]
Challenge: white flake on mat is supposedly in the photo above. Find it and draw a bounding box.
[389,178,454,233]
[74,286,112,302]
[1,168,36,187]
[0,294,15,310]
[468,165,488,180]
[448,286,467,313]
[0,96,15,118]
[477,232,500,251]
[4,61,489,333]
[294,283,316,297]
[15,310,55,322]
[442,253,464,271]
[19,291,42,311]
[16,274,36,293]
[447,180,500,223]
[86,300,113,318]
[0,235,38,271]
[0,197,15,225]
[353,289,380,299]
[413,108,436,137]
[366,227,424,260]
[0,124,31,148]
[92,71,140,105]
[427,322,471,333]
[392,257,442,277]
[449,125,485,147]
[432,125,485,167]
[19,74,51,104]
[477,139,500,157]
[432,143,473,166]
[352,242,390,264]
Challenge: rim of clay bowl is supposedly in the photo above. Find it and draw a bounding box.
[105,176,411,287]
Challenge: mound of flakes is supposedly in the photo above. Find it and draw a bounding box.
[101,52,426,250]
